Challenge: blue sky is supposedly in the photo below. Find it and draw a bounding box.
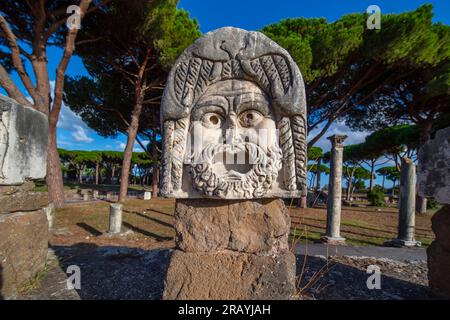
[2,0,449,188]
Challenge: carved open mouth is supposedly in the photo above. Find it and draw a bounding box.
[212,150,253,180]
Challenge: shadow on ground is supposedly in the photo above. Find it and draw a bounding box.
[295,255,432,300]
[19,244,432,300]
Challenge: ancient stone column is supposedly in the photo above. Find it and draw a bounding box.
[160,27,308,300]
[43,203,56,230]
[321,135,347,244]
[108,203,122,234]
[0,94,49,298]
[387,157,421,247]
[93,190,99,199]
[83,193,89,201]
[417,128,450,298]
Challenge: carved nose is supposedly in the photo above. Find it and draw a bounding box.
[225,113,241,144]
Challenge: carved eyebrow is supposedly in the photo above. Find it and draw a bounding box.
[195,96,228,108]
[191,98,227,121]
[235,93,270,115]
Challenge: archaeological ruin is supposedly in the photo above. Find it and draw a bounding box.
[0,94,50,298]
[160,27,308,299]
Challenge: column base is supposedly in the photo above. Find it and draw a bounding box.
[320,236,346,245]
[384,239,422,248]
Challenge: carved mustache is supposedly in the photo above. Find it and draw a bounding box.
[189,142,272,166]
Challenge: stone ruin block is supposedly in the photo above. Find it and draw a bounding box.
[418,127,450,205]
[0,94,49,299]
[0,94,48,185]
[417,128,450,299]
[160,27,308,300]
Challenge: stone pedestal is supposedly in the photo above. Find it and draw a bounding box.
[163,199,296,300]
[0,95,49,299]
[0,184,49,299]
[108,203,123,234]
[321,135,347,245]
[143,191,151,200]
[387,158,421,247]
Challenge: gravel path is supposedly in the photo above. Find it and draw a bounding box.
[295,243,427,261]
[19,245,433,300]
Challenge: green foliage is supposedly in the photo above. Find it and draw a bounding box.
[307,146,323,161]
[364,125,420,155]
[261,15,365,83]
[427,198,439,210]
[64,0,201,140]
[349,166,372,181]
[367,186,385,207]
[144,0,201,70]
[262,5,449,147]
[307,164,330,175]
[376,166,400,183]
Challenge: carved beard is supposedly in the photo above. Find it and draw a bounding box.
[189,142,282,198]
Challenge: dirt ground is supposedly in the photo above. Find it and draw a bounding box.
[49,198,435,249]
[16,198,437,300]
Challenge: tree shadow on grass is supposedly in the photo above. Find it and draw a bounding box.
[76,222,103,237]
[145,208,174,218]
[122,221,173,241]
[123,210,173,228]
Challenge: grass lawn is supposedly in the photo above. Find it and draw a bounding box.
[289,205,435,246]
[50,198,435,249]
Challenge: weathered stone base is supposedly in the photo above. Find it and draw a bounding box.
[163,198,296,300]
[427,205,450,299]
[384,239,422,248]
[320,236,346,245]
[0,209,49,299]
[163,250,296,300]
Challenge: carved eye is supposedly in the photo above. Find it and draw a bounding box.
[239,110,264,127]
[201,112,223,129]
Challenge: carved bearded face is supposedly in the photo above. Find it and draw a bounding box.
[187,79,282,198]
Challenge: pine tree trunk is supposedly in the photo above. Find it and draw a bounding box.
[119,99,143,202]
[369,159,375,191]
[346,175,353,201]
[95,161,99,185]
[46,120,65,208]
[414,122,432,215]
[316,158,322,190]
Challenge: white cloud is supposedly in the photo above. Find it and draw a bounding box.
[72,124,94,143]
[308,120,369,152]
[57,103,88,131]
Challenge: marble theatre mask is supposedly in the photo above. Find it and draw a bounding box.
[160,27,307,199]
